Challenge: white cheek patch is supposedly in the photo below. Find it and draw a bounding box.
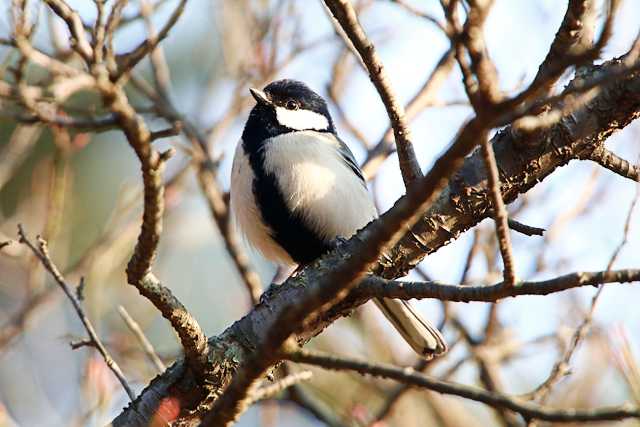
[275,107,329,131]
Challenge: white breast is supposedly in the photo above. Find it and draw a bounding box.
[263,131,378,242]
[230,142,296,265]
[230,131,378,267]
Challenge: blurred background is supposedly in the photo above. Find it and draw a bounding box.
[0,0,639,426]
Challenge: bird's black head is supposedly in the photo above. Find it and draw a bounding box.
[242,79,335,143]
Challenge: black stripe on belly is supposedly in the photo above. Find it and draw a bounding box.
[243,138,332,265]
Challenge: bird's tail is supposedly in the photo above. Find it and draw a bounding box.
[374,298,447,357]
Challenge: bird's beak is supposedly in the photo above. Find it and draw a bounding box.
[249,88,270,106]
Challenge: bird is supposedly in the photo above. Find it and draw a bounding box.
[230,79,447,357]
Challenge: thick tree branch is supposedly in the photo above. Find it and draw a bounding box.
[202,116,487,426]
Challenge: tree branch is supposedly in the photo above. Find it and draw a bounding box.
[286,349,640,423]
[584,145,640,181]
[481,134,517,286]
[113,0,187,81]
[42,0,93,61]
[351,269,639,304]
[95,67,209,376]
[17,225,135,401]
[324,0,423,185]
[248,371,313,405]
[117,305,166,374]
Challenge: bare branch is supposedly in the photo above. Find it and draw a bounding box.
[353,269,640,303]
[196,166,263,306]
[139,0,172,99]
[584,146,640,182]
[532,0,598,96]
[114,0,187,81]
[202,113,489,427]
[480,134,517,286]
[16,225,135,401]
[95,68,209,376]
[248,371,313,404]
[117,305,166,374]
[111,55,640,426]
[286,349,640,423]
[324,0,423,185]
[366,358,431,426]
[507,219,545,237]
[361,48,456,180]
[42,0,93,61]
[504,0,622,117]
[525,181,639,404]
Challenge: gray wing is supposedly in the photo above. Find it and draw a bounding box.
[335,135,366,185]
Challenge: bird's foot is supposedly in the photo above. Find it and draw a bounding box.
[259,283,280,305]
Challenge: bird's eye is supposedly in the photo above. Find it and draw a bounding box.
[285,100,299,110]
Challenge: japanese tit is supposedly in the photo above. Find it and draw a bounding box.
[230,79,447,357]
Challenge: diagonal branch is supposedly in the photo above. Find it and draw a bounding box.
[113,0,187,81]
[17,225,135,401]
[324,0,422,185]
[361,48,456,180]
[42,0,93,61]
[584,146,640,182]
[247,371,313,405]
[117,305,166,374]
[532,0,598,97]
[523,182,640,409]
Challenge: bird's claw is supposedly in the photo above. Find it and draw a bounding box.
[259,283,279,305]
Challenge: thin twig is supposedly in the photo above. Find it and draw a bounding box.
[42,0,93,61]
[361,48,456,180]
[365,358,431,426]
[17,225,135,401]
[481,134,517,286]
[507,219,545,237]
[248,371,313,404]
[114,0,187,81]
[524,179,640,404]
[117,305,166,374]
